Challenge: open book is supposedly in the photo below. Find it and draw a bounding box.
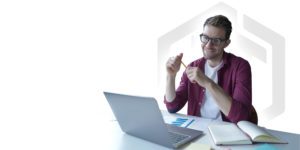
[208,121,287,145]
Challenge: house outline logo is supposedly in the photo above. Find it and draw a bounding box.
[157,2,285,121]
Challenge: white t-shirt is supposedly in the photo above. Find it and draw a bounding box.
[200,61,223,121]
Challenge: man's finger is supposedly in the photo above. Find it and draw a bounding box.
[178,53,183,59]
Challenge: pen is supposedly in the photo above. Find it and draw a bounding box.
[181,61,187,68]
[184,119,195,128]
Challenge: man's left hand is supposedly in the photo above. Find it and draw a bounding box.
[186,67,211,87]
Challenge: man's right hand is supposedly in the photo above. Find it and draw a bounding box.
[166,53,183,76]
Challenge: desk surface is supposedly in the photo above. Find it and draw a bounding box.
[102,111,300,150]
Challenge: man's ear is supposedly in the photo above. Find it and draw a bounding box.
[224,39,231,48]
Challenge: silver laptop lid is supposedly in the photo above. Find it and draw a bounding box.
[103,91,174,148]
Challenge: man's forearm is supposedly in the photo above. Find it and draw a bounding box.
[205,80,232,116]
[165,75,176,102]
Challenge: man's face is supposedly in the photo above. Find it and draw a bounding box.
[201,25,229,60]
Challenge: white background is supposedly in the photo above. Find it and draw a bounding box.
[0,0,299,149]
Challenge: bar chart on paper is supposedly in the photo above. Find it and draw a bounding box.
[163,116,195,128]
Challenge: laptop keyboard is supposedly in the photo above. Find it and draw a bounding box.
[168,131,190,144]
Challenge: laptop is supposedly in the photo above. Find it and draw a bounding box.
[103,91,203,149]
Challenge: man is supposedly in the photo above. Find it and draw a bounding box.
[164,15,257,124]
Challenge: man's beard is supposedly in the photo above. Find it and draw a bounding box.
[203,48,218,59]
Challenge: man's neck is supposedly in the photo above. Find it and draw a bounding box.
[207,52,224,67]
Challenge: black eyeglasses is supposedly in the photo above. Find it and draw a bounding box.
[199,34,227,46]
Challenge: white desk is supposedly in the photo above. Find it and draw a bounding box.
[101,111,300,150]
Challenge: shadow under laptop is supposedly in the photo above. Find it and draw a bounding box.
[119,132,205,150]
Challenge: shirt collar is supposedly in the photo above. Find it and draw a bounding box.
[222,51,229,66]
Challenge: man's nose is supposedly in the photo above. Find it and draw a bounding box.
[205,40,214,48]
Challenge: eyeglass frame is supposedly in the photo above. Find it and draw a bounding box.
[199,34,228,46]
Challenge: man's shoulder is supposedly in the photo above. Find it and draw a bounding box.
[225,52,250,65]
[224,52,251,72]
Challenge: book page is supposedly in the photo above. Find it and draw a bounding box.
[208,124,252,145]
[237,121,284,143]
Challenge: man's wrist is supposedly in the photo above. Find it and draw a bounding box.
[204,78,214,89]
[167,74,176,80]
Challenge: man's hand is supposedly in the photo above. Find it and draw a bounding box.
[186,67,211,87]
[166,53,183,76]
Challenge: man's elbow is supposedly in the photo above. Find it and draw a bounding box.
[166,107,178,114]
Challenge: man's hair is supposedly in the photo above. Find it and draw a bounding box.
[204,15,232,40]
